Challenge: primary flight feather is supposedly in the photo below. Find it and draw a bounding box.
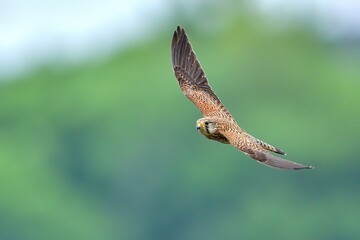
[171,26,314,170]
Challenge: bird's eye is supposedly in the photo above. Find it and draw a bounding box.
[204,122,209,126]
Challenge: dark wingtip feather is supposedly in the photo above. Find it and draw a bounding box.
[172,26,186,68]
[171,26,211,91]
[172,26,184,48]
[247,150,314,170]
[278,162,315,171]
[303,165,315,170]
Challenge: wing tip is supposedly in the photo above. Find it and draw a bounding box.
[172,26,185,44]
[172,26,188,68]
[247,150,315,171]
[294,165,315,170]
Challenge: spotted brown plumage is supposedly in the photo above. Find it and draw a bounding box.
[171,26,314,170]
[172,26,234,122]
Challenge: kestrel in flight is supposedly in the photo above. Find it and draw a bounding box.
[171,26,314,170]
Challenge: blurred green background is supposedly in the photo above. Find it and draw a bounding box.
[0,1,359,240]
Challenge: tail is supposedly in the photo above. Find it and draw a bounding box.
[252,137,286,155]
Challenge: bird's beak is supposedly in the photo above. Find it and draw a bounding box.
[196,122,202,130]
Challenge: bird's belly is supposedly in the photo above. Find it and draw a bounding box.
[200,131,230,144]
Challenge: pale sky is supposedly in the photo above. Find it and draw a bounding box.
[1,0,359,78]
[0,0,171,77]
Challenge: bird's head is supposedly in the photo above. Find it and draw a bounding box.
[196,118,218,136]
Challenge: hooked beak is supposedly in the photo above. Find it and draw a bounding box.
[196,122,203,130]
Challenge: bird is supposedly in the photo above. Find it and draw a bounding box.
[171,26,314,170]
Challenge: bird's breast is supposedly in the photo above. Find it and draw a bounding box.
[198,128,230,144]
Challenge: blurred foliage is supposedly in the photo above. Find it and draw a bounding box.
[0,16,360,240]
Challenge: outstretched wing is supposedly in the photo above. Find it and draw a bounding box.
[171,26,233,121]
[244,148,314,170]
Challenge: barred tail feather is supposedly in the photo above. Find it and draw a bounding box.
[253,137,286,155]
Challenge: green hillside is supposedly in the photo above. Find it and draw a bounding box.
[0,21,359,240]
